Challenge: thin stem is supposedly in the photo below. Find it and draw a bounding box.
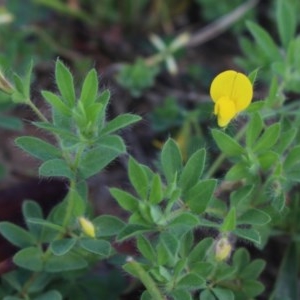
[27,99,49,123]
[125,257,165,300]
[19,272,40,298]
[73,143,86,171]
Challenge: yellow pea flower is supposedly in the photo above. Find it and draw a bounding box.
[78,217,96,238]
[210,70,253,127]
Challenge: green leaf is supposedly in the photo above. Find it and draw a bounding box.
[137,235,156,261]
[274,128,297,154]
[0,115,23,131]
[242,280,265,297]
[27,218,65,233]
[198,218,219,229]
[225,162,250,181]
[0,222,36,248]
[110,188,139,212]
[285,166,300,182]
[117,224,152,241]
[211,129,244,156]
[84,102,103,126]
[117,58,158,97]
[42,91,71,116]
[186,179,217,214]
[34,290,62,300]
[234,228,261,244]
[240,259,266,279]
[13,73,24,95]
[44,252,88,272]
[190,262,214,278]
[39,159,73,179]
[221,207,236,232]
[253,123,280,153]
[232,247,250,271]
[161,138,182,184]
[79,69,98,107]
[101,113,142,135]
[173,259,188,278]
[230,185,254,208]
[258,151,279,170]
[248,68,259,85]
[188,237,214,266]
[170,289,193,300]
[128,157,149,199]
[55,59,75,106]
[12,61,33,102]
[276,0,297,48]
[271,242,298,300]
[79,136,126,179]
[140,291,152,300]
[200,289,216,300]
[149,174,163,204]
[22,200,43,238]
[159,232,179,262]
[68,189,86,218]
[13,247,43,271]
[169,212,200,229]
[284,145,300,171]
[179,148,206,192]
[33,122,77,142]
[238,208,271,226]
[246,113,263,147]
[79,238,111,256]
[50,238,76,256]
[93,215,125,237]
[24,61,33,99]
[2,271,22,292]
[212,287,234,300]
[245,100,265,113]
[265,76,280,106]
[213,263,236,281]
[246,21,282,62]
[15,136,62,161]
[177,273,205,290]
[97,89,110,108]
[272,191,286,212]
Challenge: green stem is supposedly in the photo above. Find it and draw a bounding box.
[19,272,40,298]
[27,99,49,123]
[125,258,165,300]
[62,179,77,228]
[73,143,86,171]
[19,180,78,296]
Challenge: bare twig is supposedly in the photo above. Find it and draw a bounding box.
[187,0,259,47]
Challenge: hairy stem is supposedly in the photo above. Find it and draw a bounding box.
[125,257,166,300]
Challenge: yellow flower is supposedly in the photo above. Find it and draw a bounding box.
[78,217,96,238]
[210,70,253,127]
[214,236,232,261]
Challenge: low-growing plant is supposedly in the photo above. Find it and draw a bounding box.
[0,0,300,299]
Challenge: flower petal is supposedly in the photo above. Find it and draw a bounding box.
[210,70,253,112]
[214,96,236,127]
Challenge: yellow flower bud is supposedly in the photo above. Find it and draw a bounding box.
[214,236,232,261]
[210,70,253,127]
[78,217,95,238]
